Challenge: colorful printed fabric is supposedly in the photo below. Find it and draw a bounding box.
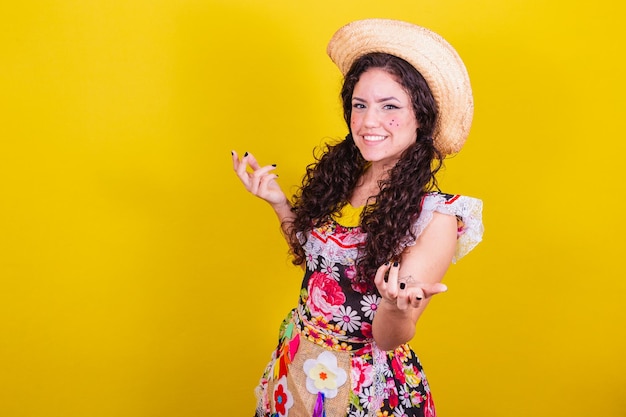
[255,193,483,417]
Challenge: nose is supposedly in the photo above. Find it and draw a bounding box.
[363,107,379,128]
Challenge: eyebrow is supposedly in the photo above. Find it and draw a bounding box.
[352,96,402,103]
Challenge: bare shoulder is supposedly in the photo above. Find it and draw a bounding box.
[419,211,458,240]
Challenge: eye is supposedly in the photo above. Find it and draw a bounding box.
[352,103,365,109]
[383,104,400,110]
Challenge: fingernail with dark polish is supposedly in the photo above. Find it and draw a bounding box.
[393,261,399,267]
[244,151,249,157]
[272,164,277,167]
[400,282,406,290]
[385,261,390,266]
[416,296,422,300]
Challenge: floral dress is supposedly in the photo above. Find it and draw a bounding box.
[255,193,484,417]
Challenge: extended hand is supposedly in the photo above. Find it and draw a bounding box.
[374,261,448,310]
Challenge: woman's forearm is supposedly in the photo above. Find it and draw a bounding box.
[371,301,421,351]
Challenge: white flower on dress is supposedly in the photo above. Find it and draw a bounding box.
[399,385,412,408]
[348,410,366,417]
[360,294,380,319]
[421,371,430,392]
[358,386,374,409]
[297,303,307,320]
[305,252,319,271]
[393,405,409,417]
[319,258,340,281]
[333,305,362,333]
[303,351,347,398]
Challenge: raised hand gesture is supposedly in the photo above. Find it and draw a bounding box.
[231,150,288,208]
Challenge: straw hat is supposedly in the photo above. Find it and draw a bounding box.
[327,18,473,155]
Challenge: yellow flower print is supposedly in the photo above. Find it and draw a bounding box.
[405,371,422,387]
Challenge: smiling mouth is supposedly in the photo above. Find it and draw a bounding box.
[362,135,386,142]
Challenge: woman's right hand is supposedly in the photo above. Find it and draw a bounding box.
[231,150,287,207]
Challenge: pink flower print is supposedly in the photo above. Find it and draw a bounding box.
[391,355,406,384]
[420,369,430,391]
[424,392,436,417]
[360,322,372,339]
[410,391,424,407]
[388,390,399,409]
[345,264,357,280]
[456,217,466,237]
[350,279,371,294]
[350,356,373,392]
[307,272,346,320]
[383,378,399,408]
[353,344,372,357]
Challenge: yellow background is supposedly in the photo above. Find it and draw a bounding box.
[1,0,624,416]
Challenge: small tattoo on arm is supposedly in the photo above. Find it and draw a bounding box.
[400,275,414,283]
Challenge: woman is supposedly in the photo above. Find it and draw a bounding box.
[232,18,483,417]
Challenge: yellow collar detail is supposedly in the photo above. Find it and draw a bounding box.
[332,203,364,228]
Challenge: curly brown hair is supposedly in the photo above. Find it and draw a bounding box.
[284,53,443,291]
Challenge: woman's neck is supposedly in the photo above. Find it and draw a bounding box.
[349,164,390,207]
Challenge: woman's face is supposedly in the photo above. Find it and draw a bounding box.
[350,68,419,167]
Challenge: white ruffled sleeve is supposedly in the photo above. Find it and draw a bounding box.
[401,193,484,263]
